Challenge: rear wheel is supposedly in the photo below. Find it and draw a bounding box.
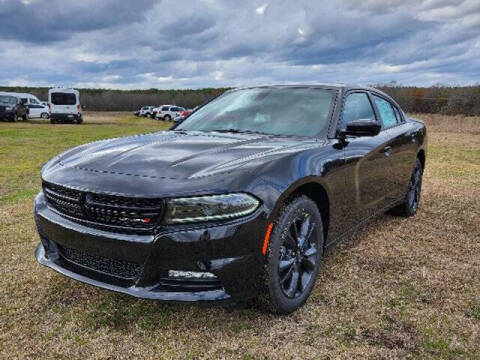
[390,158,423,217]
[164,114,171,121]
[10,113,18,122]
[76,116,83,124]
[22,113,29,121]
[262,196,324,314]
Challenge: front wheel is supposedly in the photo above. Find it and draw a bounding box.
[41,112,49,119]
[164,114,171,121]
[262,196,324,314]
[390,158,423,217]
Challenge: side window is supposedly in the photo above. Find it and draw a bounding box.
[162,106,169,111]
[30,98,40,104]
[373,95,397,129]
[393,106,403,124]
[341,93,376,128]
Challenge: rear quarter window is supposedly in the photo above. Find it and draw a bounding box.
[372,95,397,129]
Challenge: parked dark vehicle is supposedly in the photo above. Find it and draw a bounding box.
[0,95,29,122]
[34,85,426,313]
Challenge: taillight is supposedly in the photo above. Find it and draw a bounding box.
[77,104,80,112]
[158,111,162,114]
[48,103,51,111]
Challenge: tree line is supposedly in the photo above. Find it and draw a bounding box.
[1,85,479,115]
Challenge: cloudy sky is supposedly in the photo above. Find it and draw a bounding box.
[0,0,479,89]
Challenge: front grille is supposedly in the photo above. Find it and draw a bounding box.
[43,181,164,232]
[58,245,143,279]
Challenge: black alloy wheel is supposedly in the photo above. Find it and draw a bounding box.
[390,158,423,217]
[408,163,422,213]
[263,195,324,314]
[278,212,319,299]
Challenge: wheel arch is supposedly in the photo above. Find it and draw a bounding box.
[269,177,330,242]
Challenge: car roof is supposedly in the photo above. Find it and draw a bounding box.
[232,84,399,107]
[49,88,78,94]
[0,91,36,98]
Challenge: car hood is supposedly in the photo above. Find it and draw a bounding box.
[42,131,320,185]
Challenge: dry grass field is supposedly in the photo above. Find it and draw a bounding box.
[0,112,479,359]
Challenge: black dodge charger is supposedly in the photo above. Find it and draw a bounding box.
[34,85,426,313]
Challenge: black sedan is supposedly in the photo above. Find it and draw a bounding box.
[34,85,426,314]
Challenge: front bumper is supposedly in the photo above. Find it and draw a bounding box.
[0,110,14,120]
[34,192,267,303]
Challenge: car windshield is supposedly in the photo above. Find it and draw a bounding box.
[176,87,335,137]
[0,95,17,105]
[51,93,76,105]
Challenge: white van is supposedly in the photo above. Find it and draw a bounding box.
[1,92,49,119]
[48,88,82,124]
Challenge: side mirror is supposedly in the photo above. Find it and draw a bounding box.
[341,119,381,137]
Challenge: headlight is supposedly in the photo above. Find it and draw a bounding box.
[165,193,260,224]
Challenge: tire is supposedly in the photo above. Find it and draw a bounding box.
[262,195,324,314]
[41,112,49,119]
[10,113,18,122]
[164,114,171,121]
[76,116,83,124]
[22,113,29,121]
[390,158,423,217]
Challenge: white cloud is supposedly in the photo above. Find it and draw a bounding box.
[0,0,478,88]
[255,3,268,15]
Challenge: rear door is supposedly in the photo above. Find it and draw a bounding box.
[340,91,397,225]
[171,107,183,119]
[370,94,412,203]
[50,92,77,115]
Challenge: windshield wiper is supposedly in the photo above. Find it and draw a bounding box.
[209,128,271,135]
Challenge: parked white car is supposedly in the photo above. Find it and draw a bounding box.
[139,106,155,117]
[154,105,185,121]
[48,88,82,124]
[29,102,50,119]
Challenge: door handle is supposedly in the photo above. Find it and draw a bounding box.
[383,146,392,157]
